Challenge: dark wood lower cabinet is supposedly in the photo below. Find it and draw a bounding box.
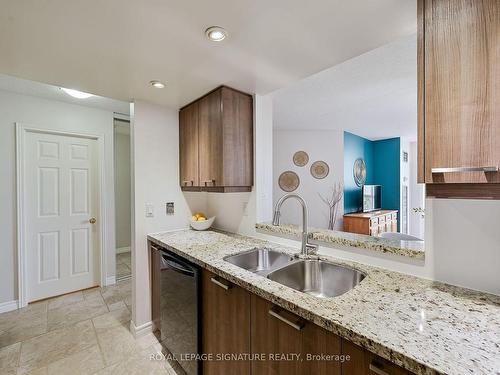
[251,295,304,375]
[342,340,411,375]
[202,270,251,375]
[200,270,412,375]
[251,294,341,375]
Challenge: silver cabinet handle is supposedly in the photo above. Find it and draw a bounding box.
[369,363,390,375]
[431,166,498,173]
[182,180,194,186]
[203,179,216,186]
[268,307,304,331]
[210,277,232,290]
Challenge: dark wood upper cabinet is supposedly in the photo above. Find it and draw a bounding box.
[179,86,253,192]
[198,90,223,189]
[419,0,500,197]
[179,101,199,188]
[202,270,251,375]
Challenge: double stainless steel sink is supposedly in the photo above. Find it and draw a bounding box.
[224,248,365,298]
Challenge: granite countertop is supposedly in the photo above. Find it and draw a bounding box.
[147,229,500,375]
[256,222,425,260]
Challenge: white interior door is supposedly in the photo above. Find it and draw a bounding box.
[25,131,100,302]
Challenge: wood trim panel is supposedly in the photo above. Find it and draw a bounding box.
[426,183,500,199]
[417,0,425,183]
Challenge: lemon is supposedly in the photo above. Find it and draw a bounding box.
[191,215,198,221]
[197,217,207,221]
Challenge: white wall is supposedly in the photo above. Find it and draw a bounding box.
[273,129,344,230]
[409,142,424,238]
[114,121,131,249]
[426,199,500,294]
[131,94,273,330]
[400,137,410,234]
[131,100,202,330]
[0,89,117,306]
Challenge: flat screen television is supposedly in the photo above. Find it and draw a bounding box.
[362,185,382,212]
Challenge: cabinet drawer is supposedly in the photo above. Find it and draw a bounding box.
[391,213,398,221]
[342,340,412,374]
[378,216,386,224]
[370,217,379,226]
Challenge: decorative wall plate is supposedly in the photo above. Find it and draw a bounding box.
[310,161,329,179]
[293,151,309,167]
[278,171,300,192]
[353,158,367,186]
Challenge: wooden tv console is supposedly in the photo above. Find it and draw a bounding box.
[343,210,398,236]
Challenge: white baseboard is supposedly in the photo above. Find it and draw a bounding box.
[116,274,131,282]
[129,320,153,338]
[0,300,19,314]
[116,246,131,254]
[105,276,116,286]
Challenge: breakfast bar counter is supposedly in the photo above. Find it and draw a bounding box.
[148,229,500,375]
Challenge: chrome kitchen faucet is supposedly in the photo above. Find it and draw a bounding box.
[272,193,318,257]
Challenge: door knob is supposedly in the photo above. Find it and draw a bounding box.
[89,217,97,224]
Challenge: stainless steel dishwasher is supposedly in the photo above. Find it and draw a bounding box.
[154,246,201,375]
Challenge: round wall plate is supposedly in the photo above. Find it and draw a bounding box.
[278,171,300,192]
[353,158,367,186]
[310,161,329,179]
[293,151,309,167]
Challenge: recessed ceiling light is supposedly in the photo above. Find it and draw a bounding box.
[150,80,165,89]
[205,26,228,42]
[60,87,94,99]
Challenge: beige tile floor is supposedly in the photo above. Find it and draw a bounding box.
[0,280,177,375]
[116,252,132,280]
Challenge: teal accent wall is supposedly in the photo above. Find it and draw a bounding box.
[344,133,401,230]
[343,132,374,213]
[373,138,401,231]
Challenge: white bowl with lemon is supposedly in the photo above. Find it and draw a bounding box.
[190,212,215,231]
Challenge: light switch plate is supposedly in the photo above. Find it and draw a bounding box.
[166,202,174,215]
[145,204,154,217]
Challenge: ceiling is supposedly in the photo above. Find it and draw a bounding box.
[272,34,417,141]
[0,74,130,115]
[0,0,416,109]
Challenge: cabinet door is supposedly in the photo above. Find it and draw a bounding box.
[198,90,223,187]
[251,295,304,375]
[179,102,199,188]
[251,295,341,375]
[221,87,254,187]
[342,340,411,375]
[202,270,251,375]
[302,322,341,375]
[423,0,500,183]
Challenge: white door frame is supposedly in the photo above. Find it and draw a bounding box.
[16,123,108,307]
